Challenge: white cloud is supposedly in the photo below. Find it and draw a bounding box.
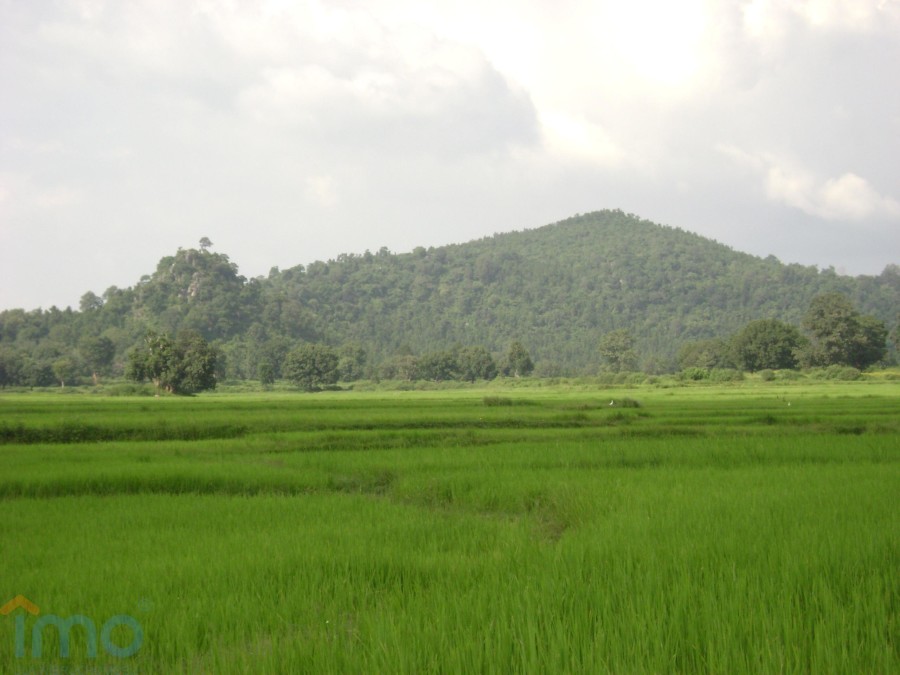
[765,163,900,222]
[601,0,709,87]
[815,172,900,220]
[539,111,624,166]
[743,0,900,38]
[721,146,900,221]
[304,175,339,208]
[1,0,899,308]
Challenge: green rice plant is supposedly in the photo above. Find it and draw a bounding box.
[0,381,897,672]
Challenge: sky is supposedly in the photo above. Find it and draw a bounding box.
[2,0,899,311]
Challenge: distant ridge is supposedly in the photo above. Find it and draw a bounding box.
[1,210,897,375]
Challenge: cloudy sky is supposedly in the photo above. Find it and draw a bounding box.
[2,0,899,310]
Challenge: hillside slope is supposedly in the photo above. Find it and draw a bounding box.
[1,210,897,376]
[261,210,898,370]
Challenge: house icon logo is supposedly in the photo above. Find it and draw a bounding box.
[1,595,40,616]
[2,594,142,659]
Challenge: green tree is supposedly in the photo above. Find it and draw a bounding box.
[126,331,177,392]
[79,335,115,385]
[0,347,23,388]
[503,341,534,377]
[176,331,219,394]
[259,337,293,379]
[379,354,419,381]
[678,338,734,370]
[730,319,805,372]
[457,346,498,382]
[598,330,638,373]
[418,349,461,381]
[284,343,339,391]
[23,359,56,387]
[126,330,217,394]
[52,357,77,388]
[79,291,103,313]
[853,315,889,369]
[891,315,900,363]
[257,361,275,387]
[337,343,368,382]
[801,293,888,369]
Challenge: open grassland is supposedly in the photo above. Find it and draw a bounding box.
[0,382,897,673]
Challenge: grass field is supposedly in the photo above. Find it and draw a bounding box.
[0,381,897,673]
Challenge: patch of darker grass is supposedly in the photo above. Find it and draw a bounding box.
[833,424,866,435]
[0,421,250,445]
[751,414,780,425]
[482,396,536,407]
[326,470,396,495]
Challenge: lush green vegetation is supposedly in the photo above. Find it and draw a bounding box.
[1,380,897,672]
[2,211,898,383]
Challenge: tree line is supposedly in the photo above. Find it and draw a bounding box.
[674,292,888,374]
[120,289,891,394]
[0,290,890,392]
[120,338,535,394]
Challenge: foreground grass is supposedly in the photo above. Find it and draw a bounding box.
[0,382,897,673]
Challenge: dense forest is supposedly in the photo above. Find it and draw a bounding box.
[1,210,898,385]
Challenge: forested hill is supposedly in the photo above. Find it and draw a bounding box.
[261,210,898,371]
[1,210,898,378]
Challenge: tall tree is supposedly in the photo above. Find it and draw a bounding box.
[337,343,368,382]
[801,293,887,369]
[379,354,419,381]
[503,341,534,377]
[0,347,23,388]
[598,330,638,373]
[52,357,77,388]
[730,319,805,372]
[175,331,219,394]
[678,338,734,370]
[417,349,460,382]
[457,346,498,382]
[126,330,217,394]
[79,291,103,313]
[284,343,339,391]
[126,331,177,392]
[79,335,115,385]
[257,361,275,387]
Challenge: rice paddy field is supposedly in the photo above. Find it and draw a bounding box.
[0,380,897,673]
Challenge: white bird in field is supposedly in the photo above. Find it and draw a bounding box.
[609,400,615,406]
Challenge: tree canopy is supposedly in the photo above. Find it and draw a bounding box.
[801,293,887,369]
[598,330,638,373]
[284,343,339,391]
[126,330,218,394]
[730,319,805,372]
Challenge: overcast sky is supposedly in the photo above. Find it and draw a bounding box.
[2,0,899,310]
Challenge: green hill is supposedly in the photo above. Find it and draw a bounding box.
[1,210,897,381]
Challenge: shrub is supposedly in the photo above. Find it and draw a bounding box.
[104,383,156,396]
[709,368,744,382]
[679,367,709,381]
